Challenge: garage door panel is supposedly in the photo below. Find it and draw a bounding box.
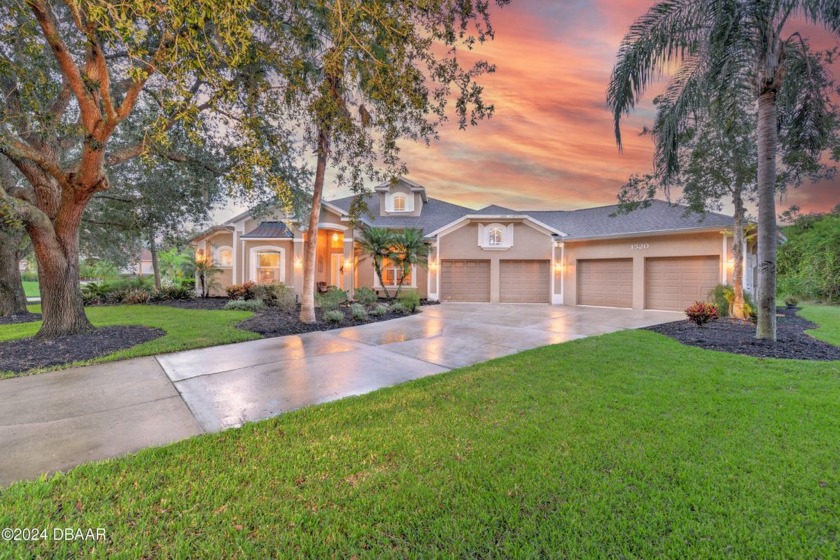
[500,260,550,303]
[645,256,720,311]
[441,260,490,302]
[577,259,633,308]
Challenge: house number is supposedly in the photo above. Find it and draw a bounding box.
[630,243,650,250]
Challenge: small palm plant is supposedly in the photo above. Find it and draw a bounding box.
[355,226,396,298]
[391,228,430,298]
[194,255,221,298]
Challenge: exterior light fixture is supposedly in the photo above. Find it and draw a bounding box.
[554,260,564,272]
[294,257,302,269]
[332,232,339,243]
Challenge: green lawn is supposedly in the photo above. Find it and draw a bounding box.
[799,305,840,345]
[22,281,39,298]
[1,309,838,557]
[0,304,259,378]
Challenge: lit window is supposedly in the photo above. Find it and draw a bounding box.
[380,258,412,287]
[256,252,282,284]
[393,194,406,212]
[488,227,503,246]
[216,247,233,267]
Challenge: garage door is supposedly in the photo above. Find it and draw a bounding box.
[441,260,490,302]
[645,256,720,311]
[577,259,633,308]
[500,260,550,303]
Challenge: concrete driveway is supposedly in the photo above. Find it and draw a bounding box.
[0,304,680,486]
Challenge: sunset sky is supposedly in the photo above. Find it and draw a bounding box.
[229,1,839,221]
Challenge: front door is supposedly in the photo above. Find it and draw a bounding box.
[330,253,343,288]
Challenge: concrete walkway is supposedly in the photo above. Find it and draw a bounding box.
[0,304,680,487]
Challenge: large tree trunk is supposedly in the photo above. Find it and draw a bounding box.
[299,128,330,324]
[0,228,29,317]
[731,191,746,320]
[756,90,778,340]
[27,197,94,338]
[149,233,161,290]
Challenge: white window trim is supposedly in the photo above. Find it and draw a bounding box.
[373,261,417,288]
[385,192,414,213]
[249,246,286,284]
[214,245,233,268]
[478,223,514,250]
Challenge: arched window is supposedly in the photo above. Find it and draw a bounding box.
[393,194,406,212]
[488,227,503,247]
[249,246,286,284]
[215,246,233,267]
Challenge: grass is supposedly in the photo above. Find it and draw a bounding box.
[799,305,840,346]
[0,304,259,378]
[0,310,838,557]
[22,281,39,298]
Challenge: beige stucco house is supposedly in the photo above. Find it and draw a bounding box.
[192,177,755,311]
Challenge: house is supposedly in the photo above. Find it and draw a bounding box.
[191,177,755,311]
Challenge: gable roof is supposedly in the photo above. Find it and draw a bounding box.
[328,193,474,233]
[240,221,295,239]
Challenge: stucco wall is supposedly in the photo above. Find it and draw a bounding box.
[437,221,554,303]
[377,182,424,217]
[563,231,727,310]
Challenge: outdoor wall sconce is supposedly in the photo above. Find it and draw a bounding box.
[429,259,437,271]
[727,257,735,269]
[554,261,564,272]
[332,232,339,243]
[344,259,352,270]
[294,257,302,269]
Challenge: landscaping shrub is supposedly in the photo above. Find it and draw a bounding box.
[744,302,757,323]
[708,284,756,317]
[81,282,109,305]
[370,304,388,317]
[389,302,409,315]
[123,288,152,305]
[784,296,799,308]
[353,286,378,306]
[777,209,840,303]
[226,281,257,301]
[154,284,195,301]
[316,288,348,311]
[323,309,345,323]
[224,299,265,312]
[20,271,38,282]
[350,303,368,321]
[685,301,719,326]
[254,283,296,313]
[397,289,420,313]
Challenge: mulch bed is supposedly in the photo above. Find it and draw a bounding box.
[647,307,840,361]
[0,313,42,325]
[0,326,165,375]
[237,306,411,337]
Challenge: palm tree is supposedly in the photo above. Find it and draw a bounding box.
[355,226,397,298]
[391,228,430,298]
[607,1,840,341]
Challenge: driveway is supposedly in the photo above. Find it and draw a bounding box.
[0,304,680,486]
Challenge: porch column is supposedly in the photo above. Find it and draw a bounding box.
[293,238,305,297]
[343,237,354,295]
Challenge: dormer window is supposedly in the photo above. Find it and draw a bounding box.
[488,227,503,247]
[478,223,514,250]
[393,194,406,212]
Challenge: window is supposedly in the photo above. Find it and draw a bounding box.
[393,194,406,212]
[215,246,233,267]
[256,251,282,283]
[488,227,503,247]
[379,258,414,287]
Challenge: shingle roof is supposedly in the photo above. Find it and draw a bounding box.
[328,194,474,233]
[526,200,734,239]
[240,221,295,239]
[473,204,517,214]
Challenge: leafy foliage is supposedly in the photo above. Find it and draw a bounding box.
[685,302,719,326]
[349,303,368,321]
[322,309,345,324]
[778,207,840,303]
[369,304,388,317]
[254,283,297,313]
[316,288,348,312]
[226,282,257,301]
[397,289,421,313]
[353,286,379,307]
[224,299,265,312]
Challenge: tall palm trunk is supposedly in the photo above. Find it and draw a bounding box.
[755,90,778,340]
[731,191,746,319]
[299,128,330,324]
[28,191,95,338]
